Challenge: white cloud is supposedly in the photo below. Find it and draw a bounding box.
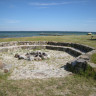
[4,19,20,24]
[29,2,72,6]
[29,1,88,6]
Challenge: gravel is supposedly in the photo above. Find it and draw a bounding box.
[0,49,74,80]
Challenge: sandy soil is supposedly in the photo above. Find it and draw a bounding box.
[0,49,74,80]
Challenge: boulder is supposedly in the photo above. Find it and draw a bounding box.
[4,68,9,73]
[0,61,5,69]
[42,52,47,56]
[18,55,25,60]
[74,59,87,72]
[14,54,19,58]
[30,52,36,55]
[34,56,42,61]
[66,58,88,73]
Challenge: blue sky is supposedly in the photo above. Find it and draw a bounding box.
[0,0,96,31]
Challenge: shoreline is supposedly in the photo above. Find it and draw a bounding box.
[0,31,96,38]
[0,34,95,39]
[0,35,93,39]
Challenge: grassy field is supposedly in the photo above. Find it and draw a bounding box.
[0,35,96,48]
[0,75,96,96]
[0,35,96,96]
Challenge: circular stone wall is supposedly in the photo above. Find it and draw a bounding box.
[0,41,95,80]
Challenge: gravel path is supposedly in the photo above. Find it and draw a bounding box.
[0,49,74,80]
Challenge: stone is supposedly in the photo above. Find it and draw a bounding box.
[0,61,5,69]
[79,55,89,61]
[14,51,49,61]
[24,55,30,60]
[30,52,36,55]
[25,53,30,56]
[42,52,47,56]
[42,56,48,60]
[74,59,87,72]
[14,54,19,58]
[66,58,88,73]
[47,55,50,58]
[4,69,9,73]
[34,56,42,61]
[18,55,25,60]
[29,56,34,61]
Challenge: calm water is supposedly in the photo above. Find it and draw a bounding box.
[0,31,96,38]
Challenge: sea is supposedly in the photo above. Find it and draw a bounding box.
[0,31,96,38]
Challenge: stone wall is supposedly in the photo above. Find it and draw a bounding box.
[46,46,82,57]
[0,41,47,47]
[0,41,95,53]
[0,41,96,74]
[47,42,95,53]
[0,41,95,57]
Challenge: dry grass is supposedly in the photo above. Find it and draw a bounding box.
[0,75,96,96]
[0,35,96,96]
[91,53,96,64]
[0,35,96,48]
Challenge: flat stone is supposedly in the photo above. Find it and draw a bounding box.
[79,55,89,60]
[76,59,86,63]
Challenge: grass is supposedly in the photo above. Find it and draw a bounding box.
[0,35,96,96]
[0,75,96,96]
[0,35,96,48]
[91,53,96,64]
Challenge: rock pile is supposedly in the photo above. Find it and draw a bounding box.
[15,51,50,61]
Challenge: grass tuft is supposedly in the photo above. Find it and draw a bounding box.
[91,53,96,64]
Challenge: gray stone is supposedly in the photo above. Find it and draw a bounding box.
[4,68,9,73]
[29,56,35,61]
[0,61,5,69]
[79,55,89,61]
[66,58,88,72]
[15,54,20,58]
[34,56,42,61]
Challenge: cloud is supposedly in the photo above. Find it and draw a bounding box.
[38,7,49,9]
[5,19,20,24]
[29,2,72,6]
[29,1,88,6]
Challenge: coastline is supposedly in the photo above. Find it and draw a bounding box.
[0,31,96,38]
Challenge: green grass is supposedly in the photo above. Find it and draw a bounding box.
[91,53,96,64]
[0,35,96,48]
[0,72,10,80]
[0,35,96,96]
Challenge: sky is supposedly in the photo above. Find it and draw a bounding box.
[0,0,96,31]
